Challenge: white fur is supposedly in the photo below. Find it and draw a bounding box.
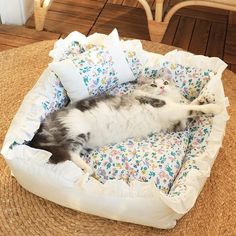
[60,109,91,138]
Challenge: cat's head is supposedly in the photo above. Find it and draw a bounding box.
[138,76,174,95]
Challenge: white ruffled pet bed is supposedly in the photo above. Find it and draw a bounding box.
[1,30,229,229]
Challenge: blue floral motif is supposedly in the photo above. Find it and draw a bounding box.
[124,50,142,79]
[57,41,85,61]
[72,45,119,96]
[42,72,69,116]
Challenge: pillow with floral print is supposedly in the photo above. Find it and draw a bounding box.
[49,30,144,102]
[49,43,136,102]
[49,30,144,77]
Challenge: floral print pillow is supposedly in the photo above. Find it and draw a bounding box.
[49,44,142,102]
[52,39,143,81]
[71,45,119,97]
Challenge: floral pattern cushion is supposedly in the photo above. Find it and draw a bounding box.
[84,131,189,193]
[23,58,214,194]
[50,39,143,81]
[80,69,213,192]
[49,44,142,102]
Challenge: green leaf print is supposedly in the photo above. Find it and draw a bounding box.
[166,166,174,177]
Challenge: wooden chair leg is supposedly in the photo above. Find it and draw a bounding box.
[34,0,54,31]
[138,0,167,42]
[138,0,153,20]
[148,21,168,42]
[155,0,165,22]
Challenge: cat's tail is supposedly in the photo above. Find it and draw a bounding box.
[28,125,72,164]
[28,136,94,175]
[28,138,71,164]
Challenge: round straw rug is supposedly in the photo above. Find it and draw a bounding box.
[0,40,236,235]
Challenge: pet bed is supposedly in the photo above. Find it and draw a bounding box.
[1,30,229,229]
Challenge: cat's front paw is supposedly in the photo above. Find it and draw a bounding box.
[198,92,216,105]
[202,104,223,115]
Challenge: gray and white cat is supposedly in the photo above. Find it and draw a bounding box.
[29,76,222,174]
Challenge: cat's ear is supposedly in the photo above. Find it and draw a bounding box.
[159,68,172,81]
[164,74,172,82]
[137,76,148,85]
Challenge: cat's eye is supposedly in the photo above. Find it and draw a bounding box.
[163,81,169,85]
[151,84,157,87]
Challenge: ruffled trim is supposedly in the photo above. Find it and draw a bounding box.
[158,60,229,214]
[160,50,228,73]
[1,69,53,158]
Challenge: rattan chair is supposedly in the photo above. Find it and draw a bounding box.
[138,0,236,42]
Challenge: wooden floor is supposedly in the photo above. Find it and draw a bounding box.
[0,0,236,73]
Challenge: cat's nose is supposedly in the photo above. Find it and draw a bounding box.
[160,86,164,89]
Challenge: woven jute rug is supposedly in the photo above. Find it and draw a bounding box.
[0,40,235,236]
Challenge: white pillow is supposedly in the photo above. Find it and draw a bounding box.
[49,31,136,102]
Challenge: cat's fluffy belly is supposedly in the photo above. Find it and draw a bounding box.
[62,101,167,148]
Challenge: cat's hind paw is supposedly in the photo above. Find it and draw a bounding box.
[70,152,94,176]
